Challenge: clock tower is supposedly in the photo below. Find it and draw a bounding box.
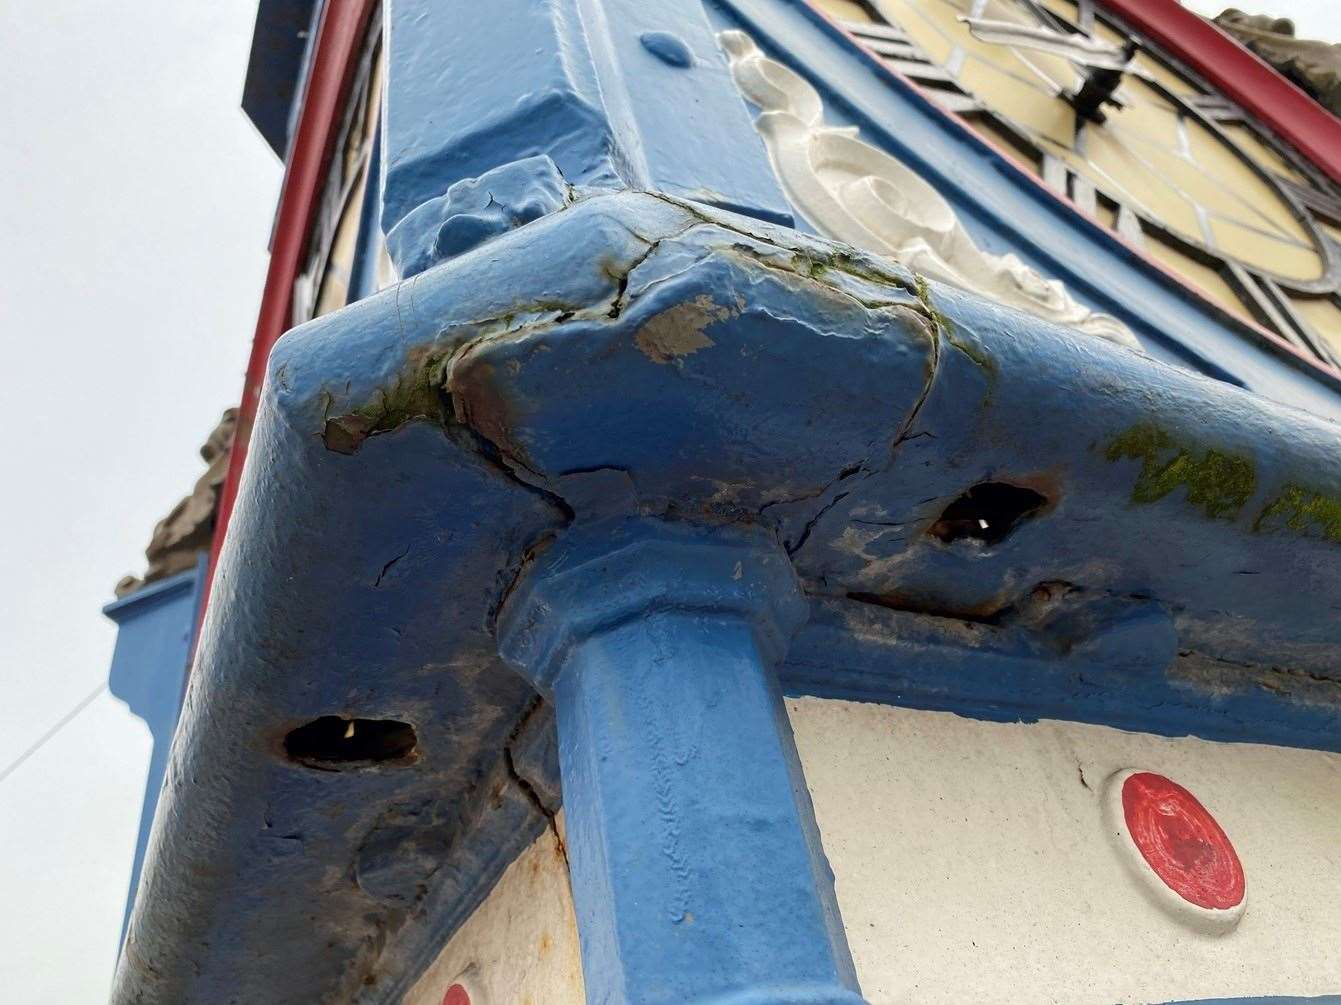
[108,2,1341,1002]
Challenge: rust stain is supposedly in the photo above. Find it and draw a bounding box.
[633,294,739,364]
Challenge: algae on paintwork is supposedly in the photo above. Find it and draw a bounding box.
[914,273,997,383]
[1105,423,1255,520]
[322,346,454,454]
[1254,483,1341,544]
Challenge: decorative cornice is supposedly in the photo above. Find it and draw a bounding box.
[719,29,1137,347]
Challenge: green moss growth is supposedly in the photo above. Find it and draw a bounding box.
[828,248,909,290]
[789,252,828,282]
[1253,483,1341,544]
[913,275,945,328]
[779,241,917,297]
[1105,423,1256,520]
[913,273,999,381]
[322,347,453,455]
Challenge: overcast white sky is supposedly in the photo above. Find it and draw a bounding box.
[0,1,1338,1001]
[0,1,278,1000]
[1183,0,1341,37]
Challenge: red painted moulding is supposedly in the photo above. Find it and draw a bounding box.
[1099,0,1341,188]
[202,0,378,624]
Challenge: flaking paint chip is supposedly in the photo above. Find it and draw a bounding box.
[634,294,738,363]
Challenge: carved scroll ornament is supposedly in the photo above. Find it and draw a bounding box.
[719,30,1138,347]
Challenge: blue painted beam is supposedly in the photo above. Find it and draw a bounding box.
[498,518,861,1004]
[785,598,1341,755]
[103,560,204,956]
[113,193,1341,1003]
[168,0,1341,997]
[383,0,619,231]
[241,0,320,156]
[568,0,793,222]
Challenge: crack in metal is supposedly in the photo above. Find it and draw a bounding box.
[503,701,568,868]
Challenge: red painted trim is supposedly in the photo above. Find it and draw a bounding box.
[1099,0,1341,188]
[201,0,378,626]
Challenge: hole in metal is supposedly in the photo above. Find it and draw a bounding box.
[928,481,1048,546]
[284,716,418,770]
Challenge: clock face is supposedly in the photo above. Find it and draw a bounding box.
[814,0,1341,372]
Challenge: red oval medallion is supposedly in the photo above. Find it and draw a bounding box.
[442,984,471,1005]
[1120,771,1244,910]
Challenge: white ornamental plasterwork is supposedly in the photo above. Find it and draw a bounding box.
[718,30,1138,347]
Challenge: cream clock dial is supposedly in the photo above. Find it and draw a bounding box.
[816,0,1341,370]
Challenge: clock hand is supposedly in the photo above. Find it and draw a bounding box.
[1067,41,1137,125]
[960,16,1134,124]
[960,17,1132,71]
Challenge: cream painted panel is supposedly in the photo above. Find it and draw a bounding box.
[1067,127,1205,238]
[787,696,1341,1004]
[1184,127,1312,243]
[814,0,877,22]
[1291,293,1341,358]
[1143,238,1255,324]
[956,58,1076,147]
[1219,124,1308,185]
[866,0,1323,280]
[402,824,584,1005]
[1210,219,1321,281]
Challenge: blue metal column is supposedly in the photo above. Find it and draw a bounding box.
[498,518,863,1004]
[103,558,205,954]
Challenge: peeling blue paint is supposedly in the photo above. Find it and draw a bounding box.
[126,0,1341,994]
[103,560,205,956]
[386,154,572,278]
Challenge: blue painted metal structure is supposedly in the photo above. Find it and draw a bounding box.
[102,559,204,954]
[113,0,1341,1001]
[113,191,1341,1002]
[498,518,861,1003]
[242,0,321,155]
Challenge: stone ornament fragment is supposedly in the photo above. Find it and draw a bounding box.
[1103,768,1246,934]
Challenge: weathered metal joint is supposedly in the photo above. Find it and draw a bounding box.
[494,516,863,1004]
[497,516,808,693]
